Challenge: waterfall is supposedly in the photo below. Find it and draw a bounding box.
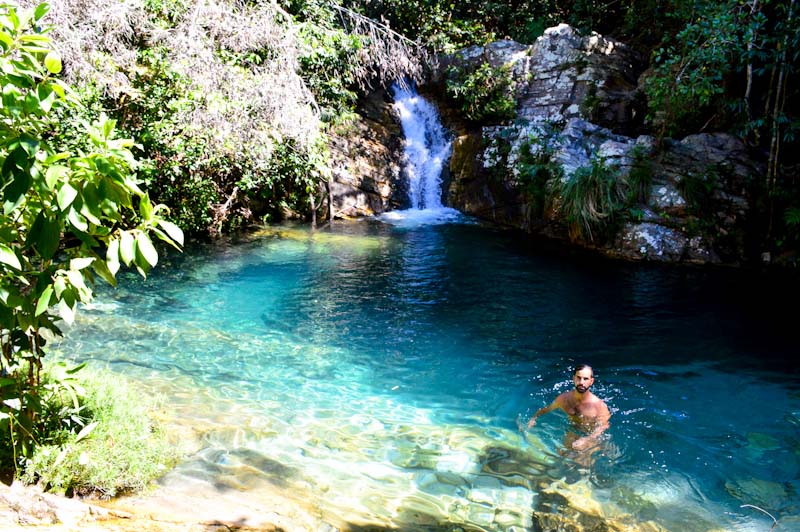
[392,84,452,210]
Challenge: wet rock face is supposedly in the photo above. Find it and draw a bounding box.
[326,90,407,218]
[435,26,762,265]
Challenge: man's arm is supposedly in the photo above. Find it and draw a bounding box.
[527,396,563,428]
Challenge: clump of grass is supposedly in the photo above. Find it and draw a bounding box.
[21,365,181,499]
[557,156,627,242]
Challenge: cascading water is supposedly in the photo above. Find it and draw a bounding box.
[384,84,462,226]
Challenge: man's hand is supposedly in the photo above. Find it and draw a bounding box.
[527,417,537,429]
[572,437,591,451]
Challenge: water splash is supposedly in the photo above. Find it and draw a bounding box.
[386,83,462,227]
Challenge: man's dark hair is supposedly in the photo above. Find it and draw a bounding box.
[574,364,593,376]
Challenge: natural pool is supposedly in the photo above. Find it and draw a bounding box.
[55,210,799,531]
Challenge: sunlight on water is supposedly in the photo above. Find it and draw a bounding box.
[53,221,800,532]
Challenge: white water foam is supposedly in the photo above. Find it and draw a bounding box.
[378,206,466,228]
[392,83,451,210]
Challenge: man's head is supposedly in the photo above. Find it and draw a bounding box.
[573,364,594,394]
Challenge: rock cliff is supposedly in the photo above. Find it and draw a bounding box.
[433,24,763,265]
[325,91,407,218]
[328,24,764,266]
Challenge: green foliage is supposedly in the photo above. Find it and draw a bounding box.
[297,22,364,119]
[239,138,325,224]
[21,364,180,497]
[143,0,190,26]
[0,2,182,472]
[786,207,800,228]
[678,170,719,218]
[445,62,516,123]
[643,0,741,138]
[518,124,563,219]
[0,360,89,471]
[557,156,627,242]
[119,48,218,235]
[343,0,493,52]
[781,206,800,249]
[626,144,653,205]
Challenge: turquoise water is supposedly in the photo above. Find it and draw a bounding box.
[56,213,799,531]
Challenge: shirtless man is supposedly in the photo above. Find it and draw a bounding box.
[527,364,611,451]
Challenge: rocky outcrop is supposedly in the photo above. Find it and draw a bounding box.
[434,24,644,135]
[325,91,407,218]
[434,24,763,265]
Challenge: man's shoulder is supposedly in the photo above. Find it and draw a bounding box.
[589,394,611,413]
[555,391,573,402]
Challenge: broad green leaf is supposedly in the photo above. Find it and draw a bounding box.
[44,51,62,74]
[65,270,89,299]
[67,208,88,232]
[81,183,103,223]
[102,117,116,139]
[106,238,120,262]
[156,219,184,247]
[25,211,45,250]
[57,183,78,210]
[119,231,135,266]
[138,194,153,222]
[34,3,51,21]
[75,421,98,443]
[92,259,117,287]
[2,147,32,207]
[0,244,21,270]
[44,152,70,165]
[70,257,95,270]
[35,286,53,316]
[58,298,75,325]
[135,232,158,267]
[17,308,34,330]
[37,84,57,113]
[50,82,66,99]
[19,134,39,155]
[135,263,149,279]
[106,239,120,276]
[2,398,21,411]
[36,215,60,259]
[45,164,68,189]
[53,276,67,298]
[80,202,102,226]
[0,31,12,50]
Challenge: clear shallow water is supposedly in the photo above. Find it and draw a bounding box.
[55,214,799,531]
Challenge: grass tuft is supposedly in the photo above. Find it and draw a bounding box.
[21,365,181,499]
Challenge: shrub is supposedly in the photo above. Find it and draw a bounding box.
[21,363,180,498]
[557,157,627,242]
[445,62,517,123]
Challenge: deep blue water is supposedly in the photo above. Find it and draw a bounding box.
[56,214,800,531]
